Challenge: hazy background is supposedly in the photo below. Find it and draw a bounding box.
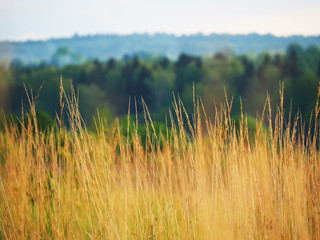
[0,0,320,132]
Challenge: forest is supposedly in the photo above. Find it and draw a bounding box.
[1,43,320,131]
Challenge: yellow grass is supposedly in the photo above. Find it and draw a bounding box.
[0,82,320,239]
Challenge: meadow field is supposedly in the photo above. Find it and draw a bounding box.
[0,83,320,239]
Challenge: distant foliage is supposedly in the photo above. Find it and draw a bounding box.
[0,109,55,132]
[0,44,320,131]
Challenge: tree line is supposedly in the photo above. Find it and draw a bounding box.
[1,44,320,129]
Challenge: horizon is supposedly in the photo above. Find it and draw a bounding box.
[1,31,320,43]
[1,0,320,42]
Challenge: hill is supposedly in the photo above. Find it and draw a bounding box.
[1,33,320,64]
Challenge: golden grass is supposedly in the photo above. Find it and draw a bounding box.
[0,82,320,239]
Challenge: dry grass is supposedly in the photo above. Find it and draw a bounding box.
[0,82,320,239]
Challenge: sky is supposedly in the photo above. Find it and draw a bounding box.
[0,0,320,41]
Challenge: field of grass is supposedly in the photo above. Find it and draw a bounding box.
[0,83,320,239]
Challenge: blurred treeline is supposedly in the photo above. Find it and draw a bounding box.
[0,43,320,128]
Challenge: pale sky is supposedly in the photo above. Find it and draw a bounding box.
[0,0,320,41]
